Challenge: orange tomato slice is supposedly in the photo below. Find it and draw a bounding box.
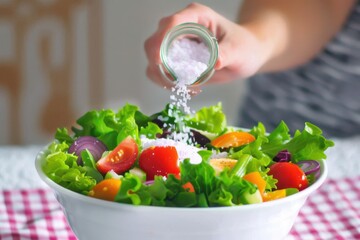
[262,189,287,202]
[88,178,121,201]
[243,171,266,195]
[211,132,255,148]
[173,175,195,193]
[182,182,195,193]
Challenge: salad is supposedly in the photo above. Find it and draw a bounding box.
[42,103,334,207]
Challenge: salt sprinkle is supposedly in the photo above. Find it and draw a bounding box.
[140,136,202,164]
[162,38,210,144]
[140,136,228,164]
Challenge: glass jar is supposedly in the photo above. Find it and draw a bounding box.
[159,22,218,86]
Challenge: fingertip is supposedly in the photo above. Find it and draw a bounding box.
[214,50,226,70]
[214,42,232,70]
[214,58,222,70]
[144,35,162,64]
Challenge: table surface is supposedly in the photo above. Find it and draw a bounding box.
[1,138,360,239]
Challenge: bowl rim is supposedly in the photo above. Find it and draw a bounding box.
[35,146,328,212]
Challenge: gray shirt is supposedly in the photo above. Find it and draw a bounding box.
[239,1,360,138]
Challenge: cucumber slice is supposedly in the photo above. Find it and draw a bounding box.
[286,188,299,196]
[105,170,121,180]
[129,167,147,182]
[240,189,263,204]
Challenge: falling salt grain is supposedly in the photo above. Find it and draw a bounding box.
[159,37,210,144]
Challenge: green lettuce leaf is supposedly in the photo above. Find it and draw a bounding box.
[180,151,217,197]
[259,121,291,157]
[186,102,227,134]
[105,104,140,145]
[81,150,103,183]
[54,128,74,145]
[180,150,258,206]
[42,141,96,194]
[259,121,334,162]
[134,110,152,129]
[284,122,335,162]
[115,173,151,205]
[70,104,142,149]
[208,171,256,206]
[139,122,163,139]
[72,109,115,138]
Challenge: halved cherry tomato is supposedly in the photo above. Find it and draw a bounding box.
[243,171,266,195]
[268,162,308,191]
[139,146,179,180]
[96,136,138,175]
[211,132,255,148]
[88,178,121,201]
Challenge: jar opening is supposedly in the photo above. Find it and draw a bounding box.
[160,23,218,86]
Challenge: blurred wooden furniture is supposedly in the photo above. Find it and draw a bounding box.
[0,0,103,144]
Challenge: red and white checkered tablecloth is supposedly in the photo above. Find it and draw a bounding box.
[0,189,76,240]
[289,177,360,240]
[1,177,360,240]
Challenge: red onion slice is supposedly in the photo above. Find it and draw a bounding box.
[190,130,211,147]
[273,150,291,162]
[68,136,107,165]
[296,160,320,176]
[144,180,154,185]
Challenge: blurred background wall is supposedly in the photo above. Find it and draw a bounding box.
[0,0,245,145]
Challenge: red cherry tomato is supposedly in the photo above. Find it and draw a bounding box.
[139,146,179,180]
[268,162,308,191]
[96,137,138,175]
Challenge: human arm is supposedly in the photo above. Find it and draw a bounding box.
[239,0,356,73]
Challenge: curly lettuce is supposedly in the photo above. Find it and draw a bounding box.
[42,141,96,194]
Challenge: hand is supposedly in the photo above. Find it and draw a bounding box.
[144,3,271,88]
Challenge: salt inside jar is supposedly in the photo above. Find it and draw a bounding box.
[159,22,218,86]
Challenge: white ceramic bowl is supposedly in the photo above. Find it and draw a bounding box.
[35,149,327,240]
